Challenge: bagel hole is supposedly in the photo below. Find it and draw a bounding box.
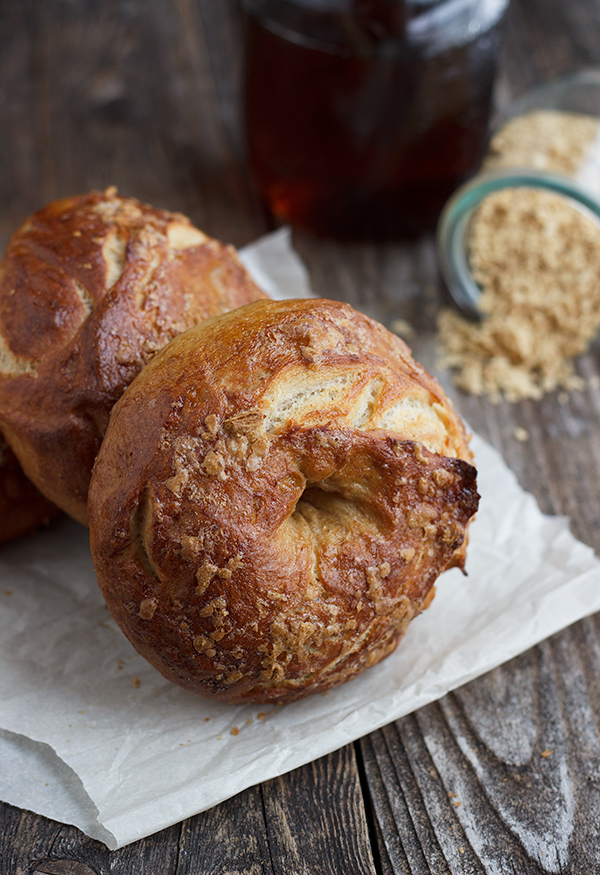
[292,480,379,535]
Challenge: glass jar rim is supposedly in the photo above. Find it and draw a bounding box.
[494,67,600,125]
[436,168,600,316]
[241,0,508,57]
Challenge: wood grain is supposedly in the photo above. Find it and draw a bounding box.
[0,802,181,875]
[2,0,600,872]
[360,617,600,873]
[173,785,275,875]
[260,746,378,875]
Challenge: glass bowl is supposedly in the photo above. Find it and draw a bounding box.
[436,69,600,315]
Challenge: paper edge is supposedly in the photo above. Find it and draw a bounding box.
[0,727,117,849]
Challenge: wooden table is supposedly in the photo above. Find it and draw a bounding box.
[2,1,600,872]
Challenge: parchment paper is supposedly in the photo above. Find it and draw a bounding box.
[1,228,599,849]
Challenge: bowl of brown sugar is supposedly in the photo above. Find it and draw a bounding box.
[437,70,600,403]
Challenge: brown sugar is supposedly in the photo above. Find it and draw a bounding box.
[483,110,600,177]
[438,186,600,402]
[438,108,600,402]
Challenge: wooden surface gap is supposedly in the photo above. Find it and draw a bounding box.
[353,738,389,875]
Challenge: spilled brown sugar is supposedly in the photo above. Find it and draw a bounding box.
[438,186,600,402]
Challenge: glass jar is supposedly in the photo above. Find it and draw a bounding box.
[437,69,600,314]
[242,0,510,242]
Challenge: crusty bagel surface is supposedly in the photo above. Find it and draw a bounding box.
[0,431,60,545]
[0,189,266,524]
[88,298,479,704]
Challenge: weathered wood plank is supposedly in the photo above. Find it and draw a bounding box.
[0,805,65,875]
[175,785,273,875]
[361,615,600,873]
[260,745,379,875]
[0,803,181,875]
[148,0,267,244]
[0,0,263,249]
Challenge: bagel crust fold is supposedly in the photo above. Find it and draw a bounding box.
[88,298,479,704]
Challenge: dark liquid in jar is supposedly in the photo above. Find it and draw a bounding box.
[243,2,504,241]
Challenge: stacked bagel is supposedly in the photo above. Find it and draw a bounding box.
[0,432,59,545]
[0,189,266,524]
[0,189,478,703]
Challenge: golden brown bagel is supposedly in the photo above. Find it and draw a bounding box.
[0,431,60,545]
[88,298,479,704]
[0,189,266,524]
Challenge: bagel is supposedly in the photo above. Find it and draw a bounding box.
[0,189,266,524]
[88,298,479,704]
[0,431,60,545]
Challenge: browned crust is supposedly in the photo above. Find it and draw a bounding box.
[88,298,478,704]
[0,431,60,545]
[0,190,267,523]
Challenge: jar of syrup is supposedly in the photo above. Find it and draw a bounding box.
[242,0,510,242]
